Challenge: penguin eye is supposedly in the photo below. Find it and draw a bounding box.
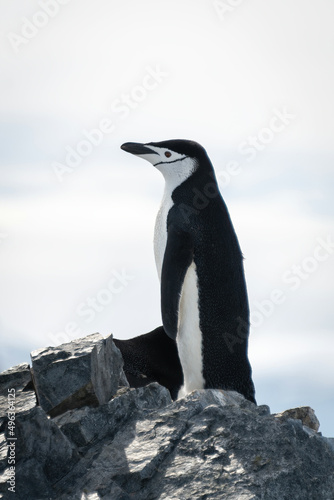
[165,151,172,158]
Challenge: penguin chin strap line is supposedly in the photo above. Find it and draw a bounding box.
[153,156,190,167]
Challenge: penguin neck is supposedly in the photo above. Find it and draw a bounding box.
[170,159,219,205]
[157,157,198,194]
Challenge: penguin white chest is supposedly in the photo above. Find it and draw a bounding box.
[154,189,173,279]
[177,261,205,396]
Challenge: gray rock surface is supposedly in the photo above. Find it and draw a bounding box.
[0,363,36,432]
[275,405,320,432]
[0,333,333,500]
[54,389,334,500]
[31,333,127,417]
[8,406,79,498]
[0,364,32,392]
[0,363,37,485]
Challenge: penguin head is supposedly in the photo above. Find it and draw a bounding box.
[121,139,209,183]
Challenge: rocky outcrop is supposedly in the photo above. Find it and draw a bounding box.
[30,333,127,418]
[0,333,333,500]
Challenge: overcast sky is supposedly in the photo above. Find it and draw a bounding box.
[0,0,333,435]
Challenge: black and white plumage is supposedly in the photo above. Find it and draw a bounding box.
[121,139,256,404]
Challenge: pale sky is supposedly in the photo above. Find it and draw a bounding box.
[0,0,333,435]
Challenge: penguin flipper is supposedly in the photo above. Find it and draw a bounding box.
[161,225,193,340]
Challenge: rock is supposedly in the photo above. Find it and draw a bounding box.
[0,434,7,471]
[0,363,37,496]
[0,332,333,499]
[327,438,334,452]
[53,388,334,500]
[0,363,80,498]
[53,383,172,451]
[30,333,127,417]
[0,363,36,432]
[274,406,321,432]
[0,363,32,392]
[1,405,79,499]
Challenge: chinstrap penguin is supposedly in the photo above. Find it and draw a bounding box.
[121,139,256,404]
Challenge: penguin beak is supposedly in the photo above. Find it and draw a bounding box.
[121,142,159,157]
